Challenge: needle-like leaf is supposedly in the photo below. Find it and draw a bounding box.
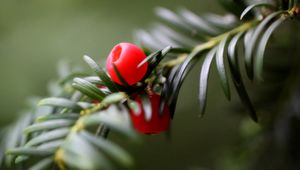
[83,55,118,92]
[155,7,189,30]
[26,128,69,147]
[228,32,257,122]
[254,18,285,81]
[244,11,286,80]
[6,148,54,156]
[228,32,244,81]
[159,66,178,117]
[199,48,217,116]
[179,8,220,35]
[240,2,275,20]
[112,64,130,88]
[24,120,75,134]
[62,134,113,170]
[82,110,138,140]
[73,78,106,101]
[216,35,231,100]
[28,157,53,170]
[38,97,82,111]
[138,50,161,68]
[37,113,79,122]
[101,92,127,106]
[81,131,133,168]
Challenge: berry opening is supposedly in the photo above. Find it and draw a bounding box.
[106,42,148,85]
[112,45,122,62]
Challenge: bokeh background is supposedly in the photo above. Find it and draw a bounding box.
[0,1,259,169]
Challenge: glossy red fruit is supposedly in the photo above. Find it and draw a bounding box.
[129,94,170,134]
[106,42,148,85]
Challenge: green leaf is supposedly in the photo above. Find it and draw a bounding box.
[161,45,172,56]
[28,157,53,170]
[6,148,54,156]
[244,11,286,80]
[37,113,79,122]
[36,139,64,150]
[97,125,110,138]
[101,92,127,106]
[169,57,198,116]
[179,8,220,35]
[143,52,163,79]
[228,32,244,81]
[142,46,170,81]
[15,155,29,164]
[83,108,138,140]
[242,28,254,78]
[168,49,205,117]
[83,76,105,86]
[151,26,181,48]
[215,35,231,100]
[63,134,113,170]
[58,72,90,85]
[77,102,94,109]
[149,46,170,67]
[240,2,275,20]
[199,48,217,116]
[154,7,209,40]
[4,113,31,148]
[26,128,69,147]
[83,55,118,92]
[73,78,106,100]
[159,66,178,117]
[152,24,198,47]
[169,52,198,101]
[128,100,141,115]
[204,13,237,30]
[138,50,161,68]
[24,119,75,134]
[139,93,152,122]
[228,32,257,122]
[81,131,133,167]
[70,91,83,102]
[135,30,164,50]
[3,113,33,166]
[112,64,130,88]
[254,18,285,81]
[38,97,82,111]
[171,51,201,94]
[243,28,254,52]
[155,7,189,30]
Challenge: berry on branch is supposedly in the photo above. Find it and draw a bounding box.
[130,94,170,134]
[106,42,148,86]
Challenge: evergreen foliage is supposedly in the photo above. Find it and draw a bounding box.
[1,0,300,169]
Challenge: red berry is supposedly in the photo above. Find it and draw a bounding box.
[129,94,170,134]
[106,43,148,85]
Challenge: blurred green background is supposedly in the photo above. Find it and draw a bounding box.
[0,0,247,169]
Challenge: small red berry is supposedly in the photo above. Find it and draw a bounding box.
[106,42,148,85]
[129,94,170,134]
